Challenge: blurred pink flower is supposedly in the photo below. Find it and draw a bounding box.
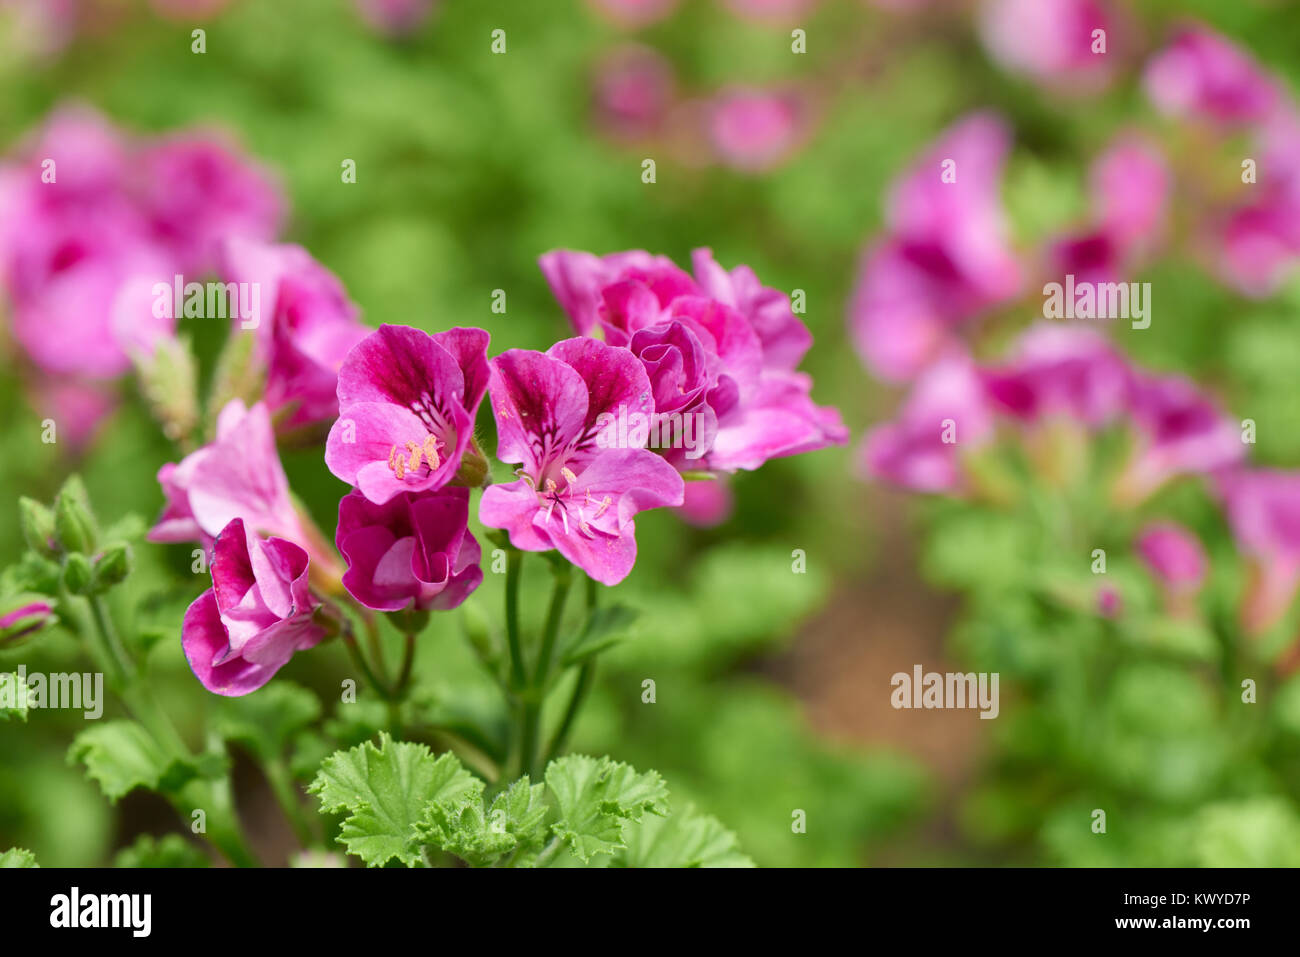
[1096,585,1123,618]
[705,87,807,173]
[593,45,676,141]
[26,377,117,451]
[1143,24,1281,126]
[979,0,1117,91]
[861,352,994,493]
[1217,469,1300,634]
[983,325,1129,427]
[587,0,679,28]
[1136,522,1208,592]
[849,113,1021,382]
[1215,115,1300,297]
[352,0,435,36]
[675,477,734,527]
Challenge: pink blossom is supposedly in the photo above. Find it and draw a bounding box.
[861,352,994,493]
[182,518,325,696]
[982,325,1130,427]
[593,45,676,141]
[1136,522,1208,592]
[222,239,370,431]
[675,477,734,527]
[325,325,490,505]
[705,87,806,172]
[149,400,304,549]
[849,113,1021,382]
[1215,116,1300,297]
[480,338,683,585]
[1217,470,1300,634]
[978,0,1117,91]
[336,487,481,613]
[1143,24,1281,127]
[26,378,118,450]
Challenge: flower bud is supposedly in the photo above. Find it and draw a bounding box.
[0,599,55,649]
[18,497,57,559]
[53,478,97,555]
[62,553,94,596]
[451,436,490,489]
[92,543,133,591]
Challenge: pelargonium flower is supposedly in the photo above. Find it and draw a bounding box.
[325,325,490,505]
[480,338,684,585]
[705,87,807,173]
[222,239,370,431]
[593,45,676,142]
[336,487,482,613]
[1136,522,1208,593]
[982,325,1130,427]
[138,134,283,276]
[675,476,734,527]
[149,399,304,549]
[540,246,846,472]
[978,0,1118,92]
[861,352,994,493]
[1143,24,1281,127]
[182,518,325,696]
[1217,469,1300,634]
[849,113,1022,382]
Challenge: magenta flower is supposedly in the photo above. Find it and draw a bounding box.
[1143,24,1281,127]
[325,325,490,505]
[26,378,118,451]
[182,518,325,696]
[1217,470,1300,634]
[675,477,734,528]
[978,0,1118,92]
[539,248,697,338]
[593,45,676,142]
[480,338,684,585]
[1121,372,1244,501]
[705,87,807,173]
[849,113,1022,382]
[983,325,1130,427]
[138,134,283,275]
[336,487,482,613]
[1215,116,1300,297]
[222,239,370,431]
[861,352,994,493]
[1136,522,1208,593]
[149,400,304,549]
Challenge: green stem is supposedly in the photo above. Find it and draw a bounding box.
[343,630,394,701]
[532,566,572,688]
[392,633,417,698]
[505,549,525,689]
[544,661,595,765]
[265,758,315,847]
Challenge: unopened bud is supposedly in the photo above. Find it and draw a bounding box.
[18,497,57,558]
[62,553,94,596]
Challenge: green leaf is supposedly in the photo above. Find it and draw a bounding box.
[0,847,37,868]
[562,604,639,666]
[0,673,28,722]
[545,755,668,863]
[114,834,209,868]
[215,681,322,763]
[309,733,481,867]
[68,721,198,803]
[421,775,549,867]
[612,804,755,868]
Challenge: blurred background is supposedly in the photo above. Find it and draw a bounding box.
[3,0,1300,867]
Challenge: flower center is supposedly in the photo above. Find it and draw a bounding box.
[517,466,611,538]
[388,434,441,481]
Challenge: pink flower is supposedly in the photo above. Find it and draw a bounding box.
[222,239,370,431]
[149,400,304,549]
[586,0,679,28]
[138,135,283,276]
[26,377,118,450]
[1217,470,1300,634]
[182,518,325,696]
[1121,372,1244,501]
[1143,24,1281,126]
[705,87,806,173]
[1215,116,1300,297]
[480,338,684,585]
[849,113,1021,382]
[983,325,1130,427]
[352,0,436,36]
[861,352,994,493]
[675,477,734,527]
[1136,522,1208,592]
[336,487,481,612]
[593,45,676,141]
[325,325,490,505]
[1096,585,1123,618]
[978,0,1117,91]
[539,248,697,338]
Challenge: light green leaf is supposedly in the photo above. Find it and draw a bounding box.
[421,775,549,867]
[0,847,37,868]
[545,755,668,863]
[0,673,28,722]
[612,804,755,868]
[309,733,481,868]
[562,604,639,666]
[68,721,198,802]
[114,834,209,868]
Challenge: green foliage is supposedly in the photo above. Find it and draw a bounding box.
[0,847,37,868]
[114,834,210,869]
